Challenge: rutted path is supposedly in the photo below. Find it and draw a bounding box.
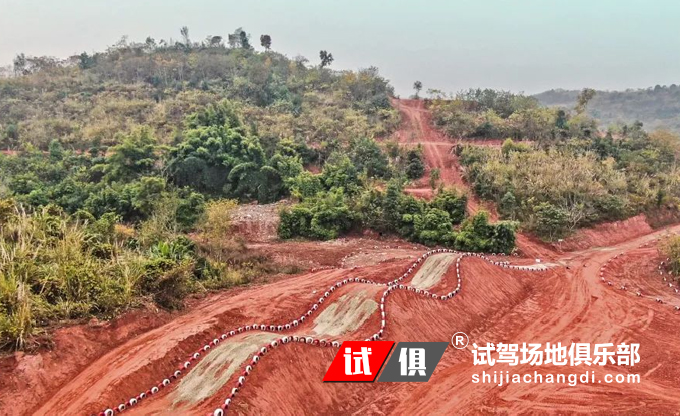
[391,98,497,218]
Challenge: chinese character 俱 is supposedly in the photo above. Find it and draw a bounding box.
[569,343,592,366]
[344,346,372,375]
[399,347,426,376]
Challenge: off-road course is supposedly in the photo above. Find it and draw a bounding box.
[3,100,680,416]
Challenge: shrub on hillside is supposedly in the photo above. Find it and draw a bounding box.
[278,189,355,240]
[660,235,680,280]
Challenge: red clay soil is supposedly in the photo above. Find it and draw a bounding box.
[554,214,654,252]
[0,308,172,416]
[391,99,498,219]
[247,237,426,269]
[603,245,680,305]
[5,224,680,415]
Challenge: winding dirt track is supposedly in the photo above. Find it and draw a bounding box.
[7,100,680,416]
[27,226,680,416]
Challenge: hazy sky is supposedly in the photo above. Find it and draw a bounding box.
[1,0,679,96]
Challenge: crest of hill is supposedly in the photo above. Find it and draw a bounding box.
[534,85,680,133]
[0,29,399,151]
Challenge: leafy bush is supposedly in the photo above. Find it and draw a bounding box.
[349,137,390,179]
[405,147,425,180]
[458,124,680,240]
[459,145,633,240]
[199,199,238,240]
[278,189,355,240]
[431,189,467,224]
[279,179,517,253]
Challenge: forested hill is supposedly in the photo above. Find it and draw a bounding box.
[0,28,398,151]
[534,86,680,132]
[0,28,409,349]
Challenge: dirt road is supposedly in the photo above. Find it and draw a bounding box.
[391,99,497,218]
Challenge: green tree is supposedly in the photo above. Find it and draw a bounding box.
[413,207,454,246]
[105,128,158,182]
[48,139,64,160]
[405,148,425,180]
[576,88,596,114]
[531,202,569,241]
[260,34,272,50]
[431,189,467,224]
[321,152,360,194]
[239,30,251,49]
[499,191,517,219]
[319,50,334,68]
[168,105,270,200]
[207,36,223,47]
[413,81,423,99]
[2,123,19,149]
[287,171,324,200]
[349,137,390,179]
[429,168,440,190]
[180,26,191,47]
[77,52,96,69]
[278,188,354,240]
[227,28,250,49]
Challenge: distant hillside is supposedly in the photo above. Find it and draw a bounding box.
[534,85,680,132]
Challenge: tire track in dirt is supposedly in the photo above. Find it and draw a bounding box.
[119,250,544,416]
[33,248,543,416]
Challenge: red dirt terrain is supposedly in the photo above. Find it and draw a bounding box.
[391,99,498,219]
[4,102,680,416]
[5,225,679,416]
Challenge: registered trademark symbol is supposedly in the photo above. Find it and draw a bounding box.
[451,332,469,349]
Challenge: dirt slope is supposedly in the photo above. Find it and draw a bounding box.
[391,99,497,219]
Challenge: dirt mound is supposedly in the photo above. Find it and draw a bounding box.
[0,308,171,416]
[409,253,458,289]
[248,237,424,270]
[231,202,283,242]
[555,214,654,252]
[310,288,380,337]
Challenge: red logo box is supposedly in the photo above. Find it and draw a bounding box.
[323,341,394,382]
